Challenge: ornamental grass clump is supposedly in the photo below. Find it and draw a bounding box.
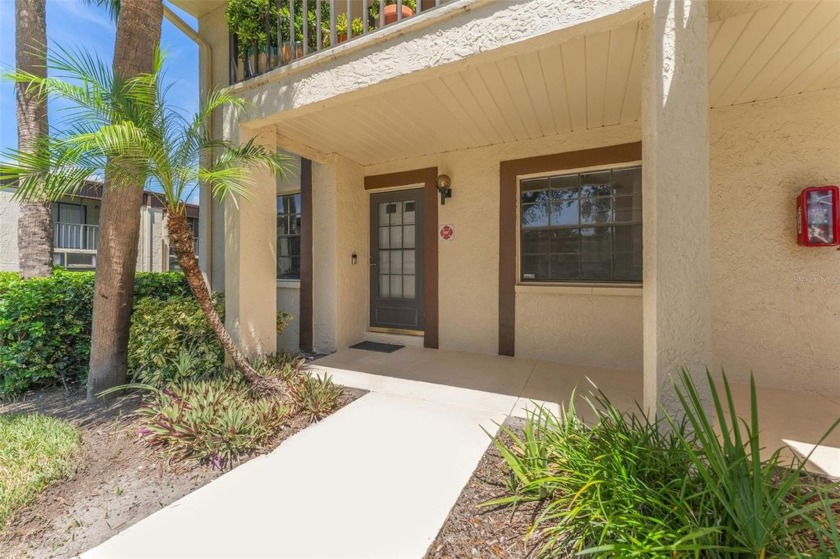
[287,372,343,424]
[488,373,840,558]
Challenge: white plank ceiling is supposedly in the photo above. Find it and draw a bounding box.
[277,1,840,166]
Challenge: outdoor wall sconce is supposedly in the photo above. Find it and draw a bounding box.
[351,253,358,265]
[436,174,452,205]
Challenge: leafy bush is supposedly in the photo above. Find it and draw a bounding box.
[0,413,79,528]
[0,271,191,396]
[287,372,343,423]
[490,374,840,558]
[136,378,288,469]
[128,295,225,388]
[253,352,306,382]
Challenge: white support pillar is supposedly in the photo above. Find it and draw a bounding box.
[641,0,712,418]
[224,125,278,358]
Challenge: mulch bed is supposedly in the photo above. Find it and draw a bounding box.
[426,418,548,559]
[0,384,365,559]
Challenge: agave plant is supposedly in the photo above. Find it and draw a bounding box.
[0,46,289,393]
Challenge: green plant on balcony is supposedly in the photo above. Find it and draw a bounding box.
[226,0,330,62]
[331,12,365,45]
[368,0,416,25]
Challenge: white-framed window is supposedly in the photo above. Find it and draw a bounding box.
[519,165,642,284]
[277,193,301,280]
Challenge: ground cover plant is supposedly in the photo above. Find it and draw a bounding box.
[488,372,840,558]
[0,271,190,397]
[0,413,79,529]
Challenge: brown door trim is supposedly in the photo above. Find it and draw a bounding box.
[364,167,439,349]
[498,142,642,356]
[299,158,314,352]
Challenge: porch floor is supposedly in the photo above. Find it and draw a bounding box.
[310,346,840,477]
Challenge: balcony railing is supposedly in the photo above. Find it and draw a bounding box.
[54,222,99,251]
[229,0,451,84]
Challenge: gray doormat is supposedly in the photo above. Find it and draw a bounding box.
[349,341,404,353]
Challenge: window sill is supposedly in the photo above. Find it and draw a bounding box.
[277,279,301,289]
[515,283,642,297]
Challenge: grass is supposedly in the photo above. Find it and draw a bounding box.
[0,413,79,529]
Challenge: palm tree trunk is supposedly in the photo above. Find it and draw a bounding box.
[15,0,52,279]
[167,211,281,396]
[88,0,163,401]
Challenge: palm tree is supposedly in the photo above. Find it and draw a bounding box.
[88,0,163,401]
[1,49,287,393]
[15,0,53,279]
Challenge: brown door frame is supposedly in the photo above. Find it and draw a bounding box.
[299,158,314,352]
[498,142,642,356]
[365,168,439,349]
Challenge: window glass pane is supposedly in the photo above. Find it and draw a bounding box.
[612,168,641,197]
[403,275,416,299]
[521,177,549,195]
[613,252,642,281]
[390,203,403,225]
[390,251,403,275]
[278,237,292,257]
[550,254,580,280]
[580,196,613,224]
[613,195,641,223]
[379,250,390,274]
[379,203,390,226]
[551,228,581,253]
[379,275,390,298]
[404,202,416,224]
[403,225,415,248]
[521,254,549,281]
[521,200,549,229]
[390,225,403,248]
[379,227,390,249]
[581,252,612,280]
[390,275,402,298]
[549,198,579,226]
[522,230,550,254]
[580,171,612,197]
[404,250,416,274]
[580,227,612,253]
[614,225,642,253]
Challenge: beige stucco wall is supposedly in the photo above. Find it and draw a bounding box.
[0,190,20,272]
[710,88,840,396]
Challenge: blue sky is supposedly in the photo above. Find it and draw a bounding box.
[0,0,200,198]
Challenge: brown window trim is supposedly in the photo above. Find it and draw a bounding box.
[300,158,314,352]
[498,142,642,357]
[364,167,439,350]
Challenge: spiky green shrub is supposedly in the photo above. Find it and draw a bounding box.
[287,372,342,424]
[670,370,840,558]
[487,394,714,557]
[489,374,840,558]
[136,378,288,469]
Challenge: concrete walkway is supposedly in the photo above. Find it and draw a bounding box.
[82,391,505,559]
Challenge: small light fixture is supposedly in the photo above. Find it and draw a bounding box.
[351,253,358,265]
[436,174,452,205]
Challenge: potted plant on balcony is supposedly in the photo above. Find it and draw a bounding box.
[369,0,416,25]
[334,13,365,44]
[226,0,269,80]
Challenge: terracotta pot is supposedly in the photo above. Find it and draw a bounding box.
[281,43,304,64]
[337,33,347,44]
[384,4,414,25]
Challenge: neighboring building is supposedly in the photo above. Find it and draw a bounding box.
[171,0,840,412]
[0,181,199,273]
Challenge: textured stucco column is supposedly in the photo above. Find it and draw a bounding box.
[641,1,712,418]
[224,126,278,357]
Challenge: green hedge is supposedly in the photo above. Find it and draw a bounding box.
[0,270,191,396]
[128,294,225,387]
